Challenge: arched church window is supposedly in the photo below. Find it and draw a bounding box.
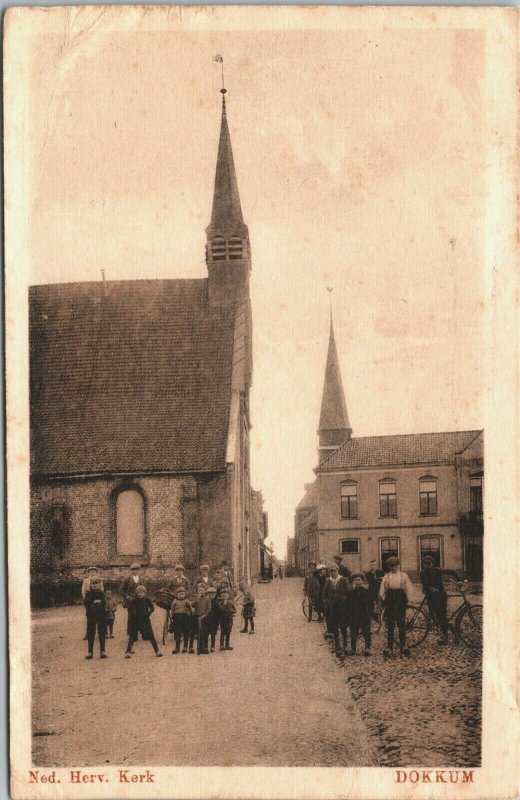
[116,488,145,555]
[211,236,226,261]
[228,236,243,260]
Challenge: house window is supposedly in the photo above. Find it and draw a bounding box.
[379,481,397,517]
[419,478,438,515]
[380,537,399,570]
[470,477,483,513]
[340,539,360,555]
[340,482,358,519]
[419,535,442,569]
[228,236,243,260]
[211,236,226,261]
[116,489,145,555]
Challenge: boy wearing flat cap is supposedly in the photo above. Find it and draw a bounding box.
[379,557,413,657]
[124,585,163,658]
[349,573,372,656]
[169,564,191,597]
[323,563,350,658]
[81,566,104,640]
[84,577,107,659]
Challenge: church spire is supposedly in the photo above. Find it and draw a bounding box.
[317,313,352,462]
[206,63,250,307]
[209,91,245,230]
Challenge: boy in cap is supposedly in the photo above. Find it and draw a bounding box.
[205,585,219,651]
[323,563,350,658]
[239,580,256,634]
[192,564,211,594]
[169,586,192,654]
[81,566,104,639]
[84,577,107,659]
[124,585,163,658]
[333,554,352,580]
[104,589,117,638]
[169,564,191,597]
[379,557,413,657]
[217,588,236,651]
[120,563,145,640]
[420,555,449,644]
[349,573,372,656]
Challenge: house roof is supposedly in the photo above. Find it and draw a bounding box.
[296,480,317,510]
[316,430,482,472]
[30,279,236,476]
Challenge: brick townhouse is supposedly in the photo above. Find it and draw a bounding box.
[295,317,484,579]
[30,87,258,602]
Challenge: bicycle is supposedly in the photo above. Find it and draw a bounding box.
[401,580,482,650]
[152,588,175,645]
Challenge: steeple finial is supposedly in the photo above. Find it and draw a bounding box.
[214,54,226,94]
[327,286,333,321]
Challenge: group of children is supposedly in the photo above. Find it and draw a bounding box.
[82,563,256,660]
[304,556,413,659]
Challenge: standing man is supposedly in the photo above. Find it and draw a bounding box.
[323,563,351,658]
[333,554,352,581]
[120,562,145,638]
[219,560,236,596]
[303,562,322,622]
[365,559,383,619]
[420,556,449,645]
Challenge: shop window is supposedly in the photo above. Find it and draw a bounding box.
[380,537,399,570]
[116,488,145,555]
[340,482,358,519]
[340,539,360,555]
[419,477,438,515]
[379,480,397,517]
[419,535,442,569]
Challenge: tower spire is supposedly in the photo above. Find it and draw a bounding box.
[206,57,250,307]
[317,307,352,462]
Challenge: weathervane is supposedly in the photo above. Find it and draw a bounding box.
[327,286,333,318]
[214,54,226,94]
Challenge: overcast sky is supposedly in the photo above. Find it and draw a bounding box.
[27,11,485,557]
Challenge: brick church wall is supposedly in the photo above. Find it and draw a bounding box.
[30,471,231,606]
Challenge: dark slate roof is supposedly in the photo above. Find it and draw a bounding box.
[317,430,482,471]
[318,318,351,433]
[30,279,236,476]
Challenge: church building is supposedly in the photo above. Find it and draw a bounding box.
[30,87,255,602]
[295,317,484,580]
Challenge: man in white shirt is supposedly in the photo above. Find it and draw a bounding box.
[379,557,412,657]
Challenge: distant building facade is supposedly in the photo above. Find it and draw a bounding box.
[295,318,484,580]
[30,89,257,602]
[250,489,269,582]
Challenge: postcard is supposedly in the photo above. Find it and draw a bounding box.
[4,5,519,799]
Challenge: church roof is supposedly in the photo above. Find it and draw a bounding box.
[209,94,244,231]
[318,318,351,433]
[30,279,236,476]
[316,430,482,472]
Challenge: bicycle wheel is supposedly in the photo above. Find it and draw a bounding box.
[456,603,483,650]
[302,597,311,620]
[405,604,429,647]
[162,609,170,645]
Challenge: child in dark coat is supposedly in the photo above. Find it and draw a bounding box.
[205,586,219,652]
[104,590,117,638]
[349,573,372,656]
[84,578,107,659]
[124,585,163,658]
[169,586,192,654]
[239,582,256,634]
[323,564,350,658]
[217,589,235,651]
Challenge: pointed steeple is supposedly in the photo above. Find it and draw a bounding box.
[206,88,250,307]
[317,315,352,462]
[209,92,245,230]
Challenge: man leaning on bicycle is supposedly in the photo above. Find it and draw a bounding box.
[419,556,449,645]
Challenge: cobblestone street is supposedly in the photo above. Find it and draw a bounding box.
[32,578,481,767]
[32,579,376,767]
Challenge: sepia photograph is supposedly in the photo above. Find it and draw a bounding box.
[4,5,519,800]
